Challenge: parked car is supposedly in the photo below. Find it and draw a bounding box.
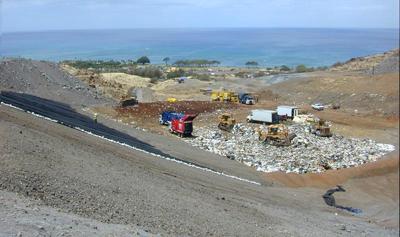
[311,103,325,111]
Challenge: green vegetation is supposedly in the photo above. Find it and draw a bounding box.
[62,60,135,70]
[245,61,258,67]
[137,56,150,65]
[128,66,163,79]
[173,59,221,67]
[166,69,186,79]
[280,65,291,72]
[192,73,211,81]
[162,57,170,65]
[295,64,315,73]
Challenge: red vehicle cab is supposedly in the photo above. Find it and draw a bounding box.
[169,114,197,137]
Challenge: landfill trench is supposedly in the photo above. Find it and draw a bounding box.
[0,91,260,185]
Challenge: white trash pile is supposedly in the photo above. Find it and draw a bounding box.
[186,123,395,173]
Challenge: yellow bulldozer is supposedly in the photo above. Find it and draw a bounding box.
[218,113,236,131]
[211,91,239,103]
[311,119,332,137]
[258,124,296,146]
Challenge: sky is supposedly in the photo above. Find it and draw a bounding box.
[1,0,399,32]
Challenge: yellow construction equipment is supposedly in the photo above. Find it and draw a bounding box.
[258,124,296,146]
[218,113,236,131]
[210,90,239,102]
[311,119,332,137]
[166,97,178,103]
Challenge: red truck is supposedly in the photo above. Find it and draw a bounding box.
[169,114,197,137]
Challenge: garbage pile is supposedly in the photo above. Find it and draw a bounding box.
[186,123,395,173]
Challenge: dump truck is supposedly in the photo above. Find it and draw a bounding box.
[238,93,255,105]
[169,114,197,137]
[159,111,184,125]
[277,105,299,120]
[218,113,236,131]
[258,124,296,146]
[311,119,332,137]
[247,110,279,124]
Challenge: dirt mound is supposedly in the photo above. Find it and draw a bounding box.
[116,101,238,118]
[270,72,399,117]
[0,59,110,107]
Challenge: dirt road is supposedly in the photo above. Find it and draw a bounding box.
[0,95,398,236]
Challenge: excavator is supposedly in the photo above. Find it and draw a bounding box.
[218,113,236,131]
[258,124,296,146]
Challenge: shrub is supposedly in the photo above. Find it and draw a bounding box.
[129,66,163,78]
[166,69,185,79]
[295,64,308,73]
[193,73,211,81]
[137,56,150,65]
[245,61,258,67]
[280,65,291,71]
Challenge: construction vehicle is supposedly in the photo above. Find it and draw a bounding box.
[177,77,186,83]
[247,110,279,124]
[119,95,138,107]
[218,113,236,131]
[258,124,296,146]
[238,93,255,105]
[169,114,198,137]
[211,90,239,103]
[159,111,184,125]
[166,97,178,103]
[311,119,332,137]
[277,105,299,119]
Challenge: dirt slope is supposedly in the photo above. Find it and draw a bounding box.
[269,72,399,117]
[330,48,399,74]
[0,59,111,107]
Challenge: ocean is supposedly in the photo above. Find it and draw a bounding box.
[1,28,399,67]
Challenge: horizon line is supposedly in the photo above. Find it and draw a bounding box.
[3,26,400,34]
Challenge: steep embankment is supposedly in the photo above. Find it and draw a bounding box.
[0,59,110,107]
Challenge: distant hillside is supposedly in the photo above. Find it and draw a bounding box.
[330,49,399,74]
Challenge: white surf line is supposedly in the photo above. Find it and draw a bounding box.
[1,102,261,186]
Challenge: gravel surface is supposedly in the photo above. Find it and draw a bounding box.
[0,190,156,237]
[0,58,112,107]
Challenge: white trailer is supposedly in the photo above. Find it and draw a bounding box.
[277,106,299,118]
[247,110,279,124]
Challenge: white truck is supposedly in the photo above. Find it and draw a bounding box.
[311,103,325,111]
[247,110,279,124]
[277,105,299,119]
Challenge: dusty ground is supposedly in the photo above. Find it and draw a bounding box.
[1,104,398,237]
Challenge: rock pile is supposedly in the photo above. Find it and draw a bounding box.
[186,123,395,173]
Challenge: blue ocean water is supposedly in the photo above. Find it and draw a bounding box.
[1,28,399,67]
